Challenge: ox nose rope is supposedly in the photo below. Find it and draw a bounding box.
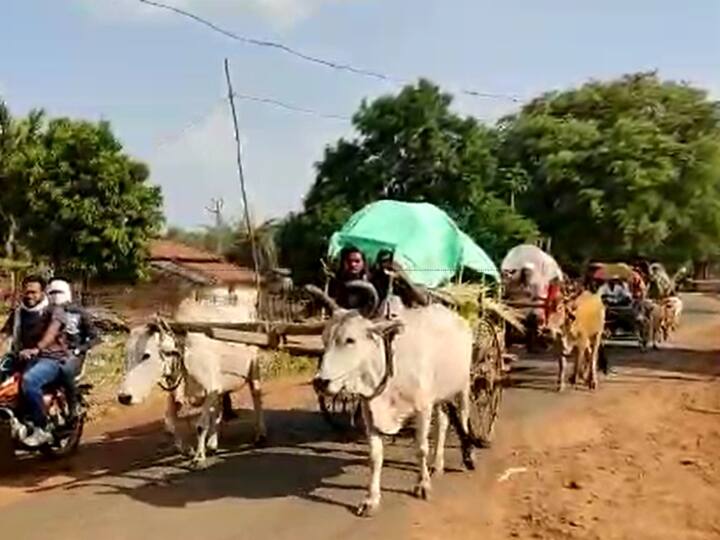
[157,332,186,392]
[158,352,184,392]
[365,332,396,401]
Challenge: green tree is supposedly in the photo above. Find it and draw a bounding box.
[18,115,163,279]
[498,72,720,266]
[166,223,236,255]
[279,80,537,281]
[0,102,44,263]
[225,218,280,273]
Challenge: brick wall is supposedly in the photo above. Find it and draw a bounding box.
[82,273,194,326]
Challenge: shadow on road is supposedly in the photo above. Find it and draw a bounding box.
[505,343,719,394]
[0,407,356,494]
[87,448,364,512]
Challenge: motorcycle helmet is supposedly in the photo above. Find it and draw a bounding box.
[47,279,73,306]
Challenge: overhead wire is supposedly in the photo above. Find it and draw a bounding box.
[137,0,523,103]
[151,92,350,151]
[138,0,396,83]
[231,93,352,121]
[150,88,506,153]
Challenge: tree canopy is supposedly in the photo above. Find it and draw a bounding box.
[0,102,163,280]
[278,79,537,281]
[498,72,720,267]
[278,74,720,281]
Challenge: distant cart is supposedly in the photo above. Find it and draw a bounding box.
[587,262,651,349]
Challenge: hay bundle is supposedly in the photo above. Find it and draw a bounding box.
[436,283,525,332]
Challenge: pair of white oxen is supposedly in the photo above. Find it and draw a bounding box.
[118,286,483,517]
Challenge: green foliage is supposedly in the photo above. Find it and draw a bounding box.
[279,79,538,281]
[498,72,720,266]
[0,102,164,279]
[166,223,235,254]
[167,217,281,274]
[226,218,280,273]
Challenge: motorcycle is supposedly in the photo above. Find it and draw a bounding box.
[0,355,91,463]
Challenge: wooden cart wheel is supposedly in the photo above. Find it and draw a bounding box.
[317,393,363,433]
[468,318,504,448]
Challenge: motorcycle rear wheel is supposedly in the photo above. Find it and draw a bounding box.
[39,415,84,459]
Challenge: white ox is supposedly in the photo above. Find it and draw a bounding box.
[310,290,478,517]
[117,321,267,467]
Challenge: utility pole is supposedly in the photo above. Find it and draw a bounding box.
[224,58,262,300]
[205,197,225,254]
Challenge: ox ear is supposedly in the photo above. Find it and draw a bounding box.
[369,319,404,340]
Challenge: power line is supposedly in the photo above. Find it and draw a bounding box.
[151,88,504,152]
[138,0,395,82]
[151,92,350,151]
[151,97,226,150]
[231,93,351,121]
[138,0,522,103]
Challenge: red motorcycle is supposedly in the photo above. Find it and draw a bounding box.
[0,358,91,465]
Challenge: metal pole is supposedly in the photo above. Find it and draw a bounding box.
[224,59,262,308]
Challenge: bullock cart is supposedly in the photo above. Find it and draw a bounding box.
[165,288,507,445]
[319,200,510,445]
[501,244,564,352]
[587,262,653,349]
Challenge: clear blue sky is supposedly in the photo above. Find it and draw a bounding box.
[1,0,718,227]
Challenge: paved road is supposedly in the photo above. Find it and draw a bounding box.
[0,294,717,540]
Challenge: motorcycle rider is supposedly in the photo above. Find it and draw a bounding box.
[46,278,99,419]
[0,275,68,447]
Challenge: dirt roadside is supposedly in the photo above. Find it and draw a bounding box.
[405,297,720,540]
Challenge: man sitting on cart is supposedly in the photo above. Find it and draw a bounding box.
[370,249,429,309]
[505,263,547,352]
[599,278,632,307]
[629,265,647,301]
[328,246,373,311]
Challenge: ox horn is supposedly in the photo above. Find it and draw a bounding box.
[303,284,340,313]
[344,280,379,316]
[153,313,172,333]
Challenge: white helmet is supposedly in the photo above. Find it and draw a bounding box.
[47,279,72,305]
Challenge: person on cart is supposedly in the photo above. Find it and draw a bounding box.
[544,276,563,322]
[648,263,674,299]
[327,246,378,314]
[599,278,632,307]
[370,249,429,309]
[505,263,547,352]
[629,265,647,301]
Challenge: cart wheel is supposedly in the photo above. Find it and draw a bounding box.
[317,394,363,433]
[468,319,504,448]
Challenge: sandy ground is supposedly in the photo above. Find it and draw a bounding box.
[406,294,720,540]
[0,294,718,539]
